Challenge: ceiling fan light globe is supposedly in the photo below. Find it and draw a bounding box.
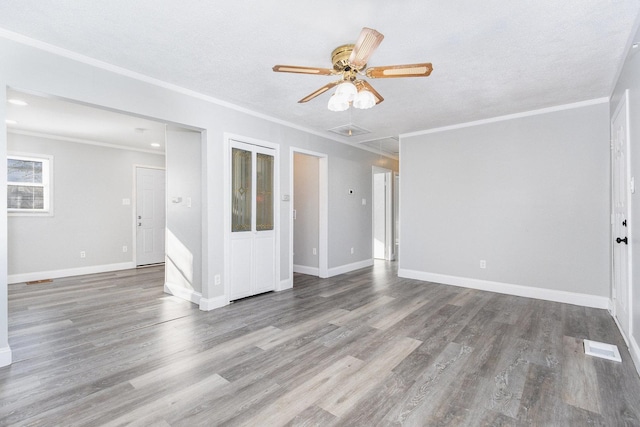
[328,94,349,111]
[334,82,358,102]
[353,90,376,109]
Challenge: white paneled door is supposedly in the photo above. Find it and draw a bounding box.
[136,167,166,266]
[612,91,631,341]
[230,140,276,300]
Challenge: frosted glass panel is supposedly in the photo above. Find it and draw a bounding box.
[256,153,274,231]
[232,148,252,232]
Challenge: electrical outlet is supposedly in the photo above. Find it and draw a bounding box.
[80,251,86,259]
[214,274,221,285]
[480,260,486,269]
[313,248,317,255]
[351,247,354,255]
[122,246,128,253]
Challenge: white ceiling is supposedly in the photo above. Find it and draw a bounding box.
[1,1,639,156]
[6,89,167,153]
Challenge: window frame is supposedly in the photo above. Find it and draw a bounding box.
[7,153,54,216]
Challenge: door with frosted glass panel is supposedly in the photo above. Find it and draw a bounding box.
[230,141,276,300]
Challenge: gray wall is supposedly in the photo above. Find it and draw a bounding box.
[293,153,319,270]
[0,36,397,363]
[325,154,398,268]
[611,26,640,356]
[400,102,610,297]
[8,132,164,277]
[166,129,202,294]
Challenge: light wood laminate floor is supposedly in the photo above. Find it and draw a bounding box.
[2,262,639,426]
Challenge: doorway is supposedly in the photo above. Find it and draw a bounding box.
[373,166,393,261]
[5,89,167,284]
[611,89,632,342]
[291,148,328,281]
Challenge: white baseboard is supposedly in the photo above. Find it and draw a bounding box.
[0,346,12,367]
[199,295,229,311]
[278,278,293,291]
[164,282,201,305]
[398,269,610,309]
[328,259,374,278]
[293,264,319,276]
[8,262,136,284]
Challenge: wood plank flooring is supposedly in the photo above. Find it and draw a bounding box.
[2,262,640,426]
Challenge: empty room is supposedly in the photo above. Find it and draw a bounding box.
[1,1,640,425]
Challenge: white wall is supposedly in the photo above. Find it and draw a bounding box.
[611,25,640,371]
[0,35,397,365]
[399,101,611,307]
[373,172,386,259]
[293,153,319,272]
[165,129,202,297]
[7,132,164,281]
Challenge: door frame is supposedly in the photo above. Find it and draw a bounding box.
[611,89,633,343]
[133,164,166,267]
[223,133,280,304]
[290,147,329,280]
[393,171,399,261]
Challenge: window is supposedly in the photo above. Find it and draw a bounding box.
[7,154,52,214]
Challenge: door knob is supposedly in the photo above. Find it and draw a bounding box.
[616,237,628,244]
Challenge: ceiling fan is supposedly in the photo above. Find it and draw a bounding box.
[273,27,433,111]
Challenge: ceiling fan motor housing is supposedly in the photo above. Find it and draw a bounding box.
[331,44,365,76]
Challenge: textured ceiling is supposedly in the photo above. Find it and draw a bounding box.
[1,1,639,153]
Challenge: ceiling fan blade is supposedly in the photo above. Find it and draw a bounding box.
[366,63,433,78]
[360,80,384,104]
[298,81,340,103]
[349,27,384,69]
[273,65,335,76]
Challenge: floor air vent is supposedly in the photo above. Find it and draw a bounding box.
[584,339,622,362]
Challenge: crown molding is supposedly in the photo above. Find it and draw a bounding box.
[400,97,610,138]
[0,29,396,160]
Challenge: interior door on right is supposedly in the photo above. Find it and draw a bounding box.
[612,93,631,340]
